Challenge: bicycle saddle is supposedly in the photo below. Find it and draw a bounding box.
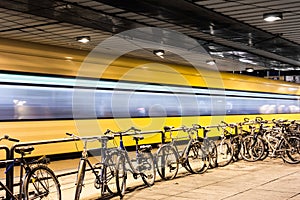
[15,146,34,155]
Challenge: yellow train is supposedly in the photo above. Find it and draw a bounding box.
[0,38,299,156]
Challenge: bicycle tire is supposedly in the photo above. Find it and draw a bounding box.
[94,164,105,197]
[23,164,61,200]
[186,142,209,174]
[74,159,86,200]
[280,136,300,164]
[156,145,179,180]
[104,150,119,194]
[138,152,156,186]
[259,138,269,160]
[204,139,218,168]
[115,154,127,197]
[241,135,265,162]
[231,136,241,162]
[216,139,233,167]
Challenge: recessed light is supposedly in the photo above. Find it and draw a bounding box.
[153,50,165,58]
[245,68,254,72]
[263,12,283,22]
[65,56,73,60]
[76,36,91,43]
[206,60,216,65]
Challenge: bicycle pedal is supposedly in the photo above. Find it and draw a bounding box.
[94,178,102,189]
[133,173,138,179]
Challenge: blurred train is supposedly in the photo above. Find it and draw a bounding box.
[0,38,300,156]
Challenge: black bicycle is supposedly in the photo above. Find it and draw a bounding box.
[111,127,156,198]
[0,135,61,200]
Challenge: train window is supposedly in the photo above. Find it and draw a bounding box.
[0,81,299,121]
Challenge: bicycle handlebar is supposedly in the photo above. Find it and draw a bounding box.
[272,118,288,124]
[105,126,141,136]
[0,135,20,142]
[220,121,237,128]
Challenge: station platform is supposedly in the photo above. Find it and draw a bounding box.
[52,157,300,200]
[1,155,299,200]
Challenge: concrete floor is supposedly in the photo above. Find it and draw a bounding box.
[57,157,300,200]
[106,158,300,200]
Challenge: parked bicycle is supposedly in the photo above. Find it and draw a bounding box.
[0,135,61,200]
[216,122,236,167]
[156,125,209,180]
[261,119,300,164]
[240,117,266,162]
[197,124,218,168]
[66,133,119,200]
[109,127,155,198]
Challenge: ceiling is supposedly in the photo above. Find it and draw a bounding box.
[1,0,300,73]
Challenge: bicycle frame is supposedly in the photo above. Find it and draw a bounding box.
[117,133,149,178]
[76,135,117,191]
[78,139,101,180]
[162,127,197,166]
[218,125,233,147]
[0,154,46,200]
[263,130,292,156]
[0,159,18,199]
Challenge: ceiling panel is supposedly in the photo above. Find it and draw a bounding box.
[0,0,299,73]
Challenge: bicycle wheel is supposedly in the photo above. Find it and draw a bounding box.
[74,159,86,200]
[204,139,218,168]
[280,136,300,164]
[104,150,119,194]
[115,154,127,197]
[93,163,105,197]
[259,138,269,160]
[241,135,265,162]
[24,165,61,200]
[216,139,234,167]
[138,152,156,186]
[231,136,241,162]
[186,142,209,174]
[156,145,179,180]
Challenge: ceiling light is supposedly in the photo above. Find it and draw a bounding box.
[206,60,216,65]
[209,25,214,35]
[245,68,254,72]
[76,36,91,43]
[263,12,283,22]
[65,56,73,60]
[209,52,224,57]
[153,49,165,58]
[239,58,257,65]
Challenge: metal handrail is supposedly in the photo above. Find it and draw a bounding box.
[0,145,10,199]
[7,137,80,197]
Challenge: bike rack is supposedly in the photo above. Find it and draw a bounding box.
[4,132,162,198]
[7,137,80,198]
[0,145,11,199]
[1,126,232,199]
